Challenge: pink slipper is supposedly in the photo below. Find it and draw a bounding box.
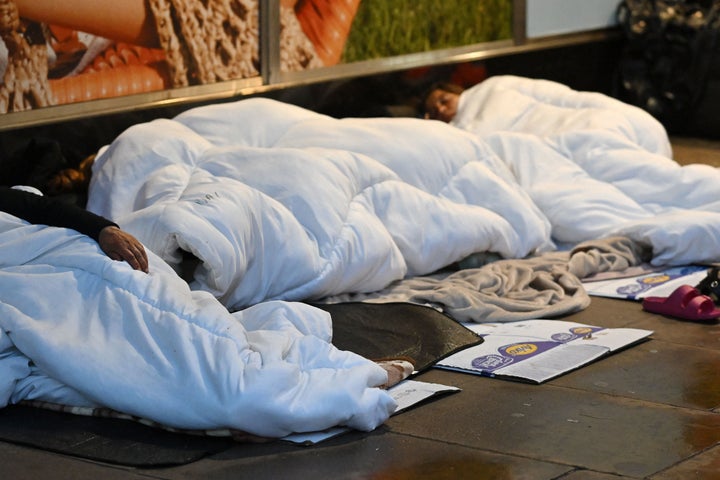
[642,285,720,322]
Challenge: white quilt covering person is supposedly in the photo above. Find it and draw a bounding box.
[0,213,395,437]
[88,76,720,313]
[88,100,554,310]
[450,76,720,265]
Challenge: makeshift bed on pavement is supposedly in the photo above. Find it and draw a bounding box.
[1,75,718,441]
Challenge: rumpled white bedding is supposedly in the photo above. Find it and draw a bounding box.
[0,214,395,437]
[452,76,720,265]
[88,96,554,310]
[4,74,719,436]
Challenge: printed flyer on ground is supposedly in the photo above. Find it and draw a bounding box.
[581,265,709,300]
[436,320,653,384]
[282,380,460,444]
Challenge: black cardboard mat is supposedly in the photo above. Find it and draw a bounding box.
[0,302,480,466]
[319,301,482,373]
[0,404,234,467]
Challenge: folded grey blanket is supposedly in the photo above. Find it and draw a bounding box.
[322,237,651,323]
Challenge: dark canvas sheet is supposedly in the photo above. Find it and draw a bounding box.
[322,301,482,372]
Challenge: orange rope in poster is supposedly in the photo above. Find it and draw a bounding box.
[49,43,170,105]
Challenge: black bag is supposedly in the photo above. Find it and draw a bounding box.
[615,0,720,136]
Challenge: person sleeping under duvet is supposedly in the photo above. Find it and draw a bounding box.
[0,186,409,439]
[422,81,463,123]
[421,76,671,157]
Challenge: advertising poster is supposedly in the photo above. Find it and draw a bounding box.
[280,0,513,71]
[0,0,260,114]
[0,0,513,115]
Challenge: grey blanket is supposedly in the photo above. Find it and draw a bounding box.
[322,237,651,323]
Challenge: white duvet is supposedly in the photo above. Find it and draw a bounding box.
[88,97,554,310]
[0,214,394,437]
[2,75,719,436]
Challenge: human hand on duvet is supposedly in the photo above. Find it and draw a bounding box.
[98,226,149,273]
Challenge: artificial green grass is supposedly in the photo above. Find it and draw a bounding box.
[342,0,513,63]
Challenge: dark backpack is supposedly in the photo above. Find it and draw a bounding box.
[615,0,720,136]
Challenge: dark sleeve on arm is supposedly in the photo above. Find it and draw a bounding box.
[0,187,117,241]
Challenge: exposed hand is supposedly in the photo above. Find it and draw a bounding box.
[98,226,149,273]
[375,359,414,389]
